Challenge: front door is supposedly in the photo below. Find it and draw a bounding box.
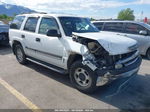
[35,17,65,68]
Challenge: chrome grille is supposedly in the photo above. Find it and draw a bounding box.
[115,50,139,65]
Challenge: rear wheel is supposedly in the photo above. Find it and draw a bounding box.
[70,60,98,93]
[146,48,150,60]
[15,44,27,64]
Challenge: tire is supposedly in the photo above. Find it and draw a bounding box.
[14,44,27,64]
[69,60,98,94]
[146,48,150,60]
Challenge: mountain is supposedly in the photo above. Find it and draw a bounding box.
[0,2,36,16]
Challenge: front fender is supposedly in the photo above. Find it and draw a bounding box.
[63,39,88,55]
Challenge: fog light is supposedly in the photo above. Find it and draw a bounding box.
[115,64,123,69]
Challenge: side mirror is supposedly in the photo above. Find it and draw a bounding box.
[139,30,147,36]
[46,29,61,37]
[10,23,18,29]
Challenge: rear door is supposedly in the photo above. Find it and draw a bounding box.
[22,16,39,58]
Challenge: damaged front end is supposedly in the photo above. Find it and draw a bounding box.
[72,34,142,87]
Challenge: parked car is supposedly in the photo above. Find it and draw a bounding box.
[9,14,141,93]
[0,21,9,45]
[92,21,150,59]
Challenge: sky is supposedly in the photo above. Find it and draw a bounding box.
[0,0,150,19]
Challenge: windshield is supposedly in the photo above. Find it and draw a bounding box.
[59,17,99,36]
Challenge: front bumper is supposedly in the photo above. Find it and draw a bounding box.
[96,55,142,86]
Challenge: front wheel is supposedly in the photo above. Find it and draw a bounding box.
[15,44,27,64]
[70,60,98,93]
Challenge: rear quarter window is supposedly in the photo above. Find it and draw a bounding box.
[10,16,25,29]
[93,22,104,30]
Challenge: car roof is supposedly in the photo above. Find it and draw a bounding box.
[16,13,85,18]
[92,20,145,25]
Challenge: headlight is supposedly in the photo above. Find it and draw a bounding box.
[115,63,123,69]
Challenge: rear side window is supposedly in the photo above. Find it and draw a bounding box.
[125,23,147,35]
[93,22,104,30]
[103,22,123,32]
[10,16,25,29]
[24,17,38,32]
[39,18,59,35]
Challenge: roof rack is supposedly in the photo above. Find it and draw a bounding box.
[37,12,47,14]
[20,12,47,15]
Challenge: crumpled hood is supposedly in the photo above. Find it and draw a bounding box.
[73,32,137,55]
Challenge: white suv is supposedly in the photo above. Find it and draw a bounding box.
[9,13,142,93]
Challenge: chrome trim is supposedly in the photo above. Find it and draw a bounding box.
[124,57,138,66]
[26,58,64,73]
[116,51,139,64]
[96,67,139,86]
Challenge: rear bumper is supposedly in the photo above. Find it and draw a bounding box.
[96,55,142,86]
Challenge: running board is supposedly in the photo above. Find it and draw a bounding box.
[26,57,68,74]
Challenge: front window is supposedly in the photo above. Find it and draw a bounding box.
[24,17,38,32]
[125,23,147,35]
[59,17,99,36]
[142,23,150,30]
[39,18,59,35]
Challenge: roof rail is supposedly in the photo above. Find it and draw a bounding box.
[37,12,47,14]
[20,12,47,15]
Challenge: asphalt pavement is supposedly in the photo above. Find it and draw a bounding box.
[0,45,150,111]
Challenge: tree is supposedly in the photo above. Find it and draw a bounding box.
[117,8,135,20]
[90,17,96,21]
[0,14,14,23]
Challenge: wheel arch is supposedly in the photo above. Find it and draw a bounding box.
[146,47,150,57]
[12,40,22,55]
[67,53,83,70]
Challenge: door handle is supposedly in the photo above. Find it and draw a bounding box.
[21,35,25,38]
[35,38,40,42]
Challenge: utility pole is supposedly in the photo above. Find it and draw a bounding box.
[141,11,143,22]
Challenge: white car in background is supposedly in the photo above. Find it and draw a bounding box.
[92,21,150,59]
